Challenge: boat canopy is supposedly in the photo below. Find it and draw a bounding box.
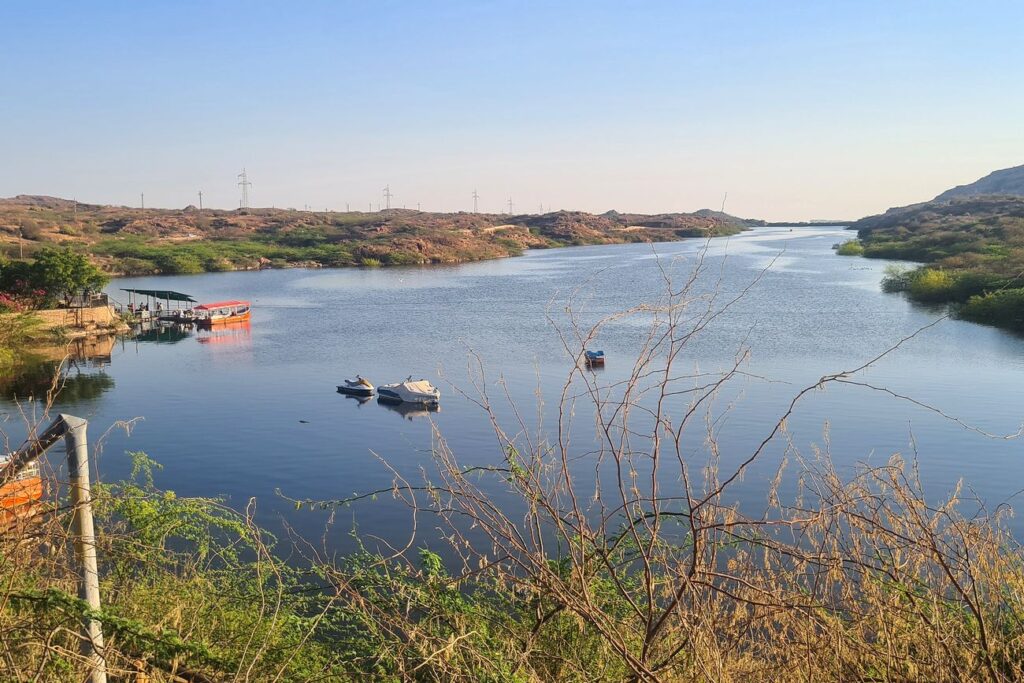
[195,300,250,311]
[121,288,196,302]
[402,380,437,395]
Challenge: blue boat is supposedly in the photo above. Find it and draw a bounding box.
[584,350,605,365]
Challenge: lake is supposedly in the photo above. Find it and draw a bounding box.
[4,226,1024,549]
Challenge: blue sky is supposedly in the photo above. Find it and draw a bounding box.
[2,1,1022,219]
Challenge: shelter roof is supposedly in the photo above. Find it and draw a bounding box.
[121,288,196,303]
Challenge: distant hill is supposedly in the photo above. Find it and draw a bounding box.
[853,195,1024,241]
[0,196,759,275]
[934,164,1024,201]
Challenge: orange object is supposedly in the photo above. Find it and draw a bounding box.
[194,300,251,327]
[0,460,43,509]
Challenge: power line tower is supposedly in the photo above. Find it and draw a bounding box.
[198,190,203,210]
[238,169,252,209]
[507,197,513,215]
[721,192,728,213]
[472,189,479,213]
[383,185,393,212]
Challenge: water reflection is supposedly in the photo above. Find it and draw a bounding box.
[377,398,441,420]
[340,394,373,407]
[196,320,252,347]
[130,321,194,344]
[1,337,116,403]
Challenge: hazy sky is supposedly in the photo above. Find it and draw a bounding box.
[2,1,1022,220]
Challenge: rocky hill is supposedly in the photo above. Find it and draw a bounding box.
[934,164,1024,201]
[0,197,757,275]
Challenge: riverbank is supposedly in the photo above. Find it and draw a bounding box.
[1,195,757,276]
[843,195,1024,331]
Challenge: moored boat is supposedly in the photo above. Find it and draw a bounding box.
[584,349,605,366]
[195,300,251,328]
[338,376,375,397]
[0,456,43,509]
[377,377,441,405]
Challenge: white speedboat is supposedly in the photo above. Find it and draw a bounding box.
[337,376,375,397]
[377,377,440,405]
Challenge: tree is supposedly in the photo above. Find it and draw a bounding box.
[18,217,43,241]
[30,247,109,306]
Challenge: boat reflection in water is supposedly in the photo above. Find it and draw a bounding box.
[377,397,441,421]
[130,321,194,345]
[196,319,252,347]
[342,395,374,408]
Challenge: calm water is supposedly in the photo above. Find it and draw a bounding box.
[4,226,1024,548]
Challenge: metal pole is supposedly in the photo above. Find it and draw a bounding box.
[0,415,107,682]
[62,415,107,683]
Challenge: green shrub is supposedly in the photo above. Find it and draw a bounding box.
[19,218,43,241]
[949,271,1012,302]
[880,265,914,293]
[835,239,864,255]
[115,257,158,276]
[960,288,1024,330]
[907,268,956,303]
[155,253,204,275]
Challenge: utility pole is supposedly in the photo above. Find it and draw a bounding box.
[472,189,479,213]
[198,190,203,211]
[383,185,393,212]
[238,168,252,209]
[721,192,728,213]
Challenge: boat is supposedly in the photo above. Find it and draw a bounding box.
[337,376,375,397]
[377,377,441,405]
[194,300,251,328]
[0,455,43,509]
[584,350,605,366]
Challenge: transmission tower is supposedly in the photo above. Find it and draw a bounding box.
[238,169,252,209]
[383,185,393,211]
[140,193,144,210]
[198,190,203,210]
[507,197,513,215]
[472,189,479,213]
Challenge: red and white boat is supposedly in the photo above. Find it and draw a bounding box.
[194,300,251,328]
